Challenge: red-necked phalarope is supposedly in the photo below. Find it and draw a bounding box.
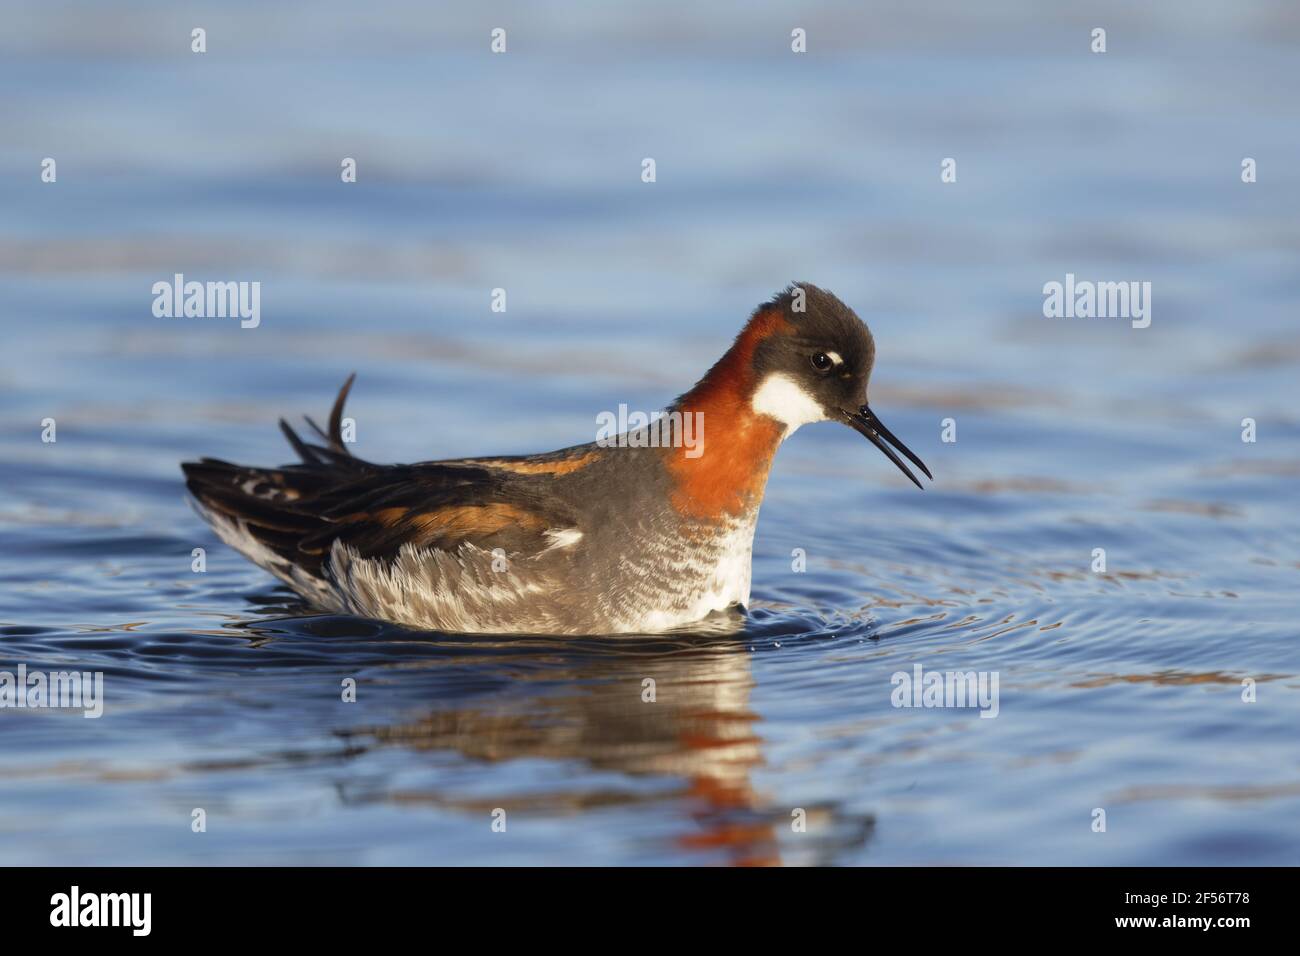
[183,284,932,635]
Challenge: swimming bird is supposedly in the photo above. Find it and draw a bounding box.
[182,284,931,635]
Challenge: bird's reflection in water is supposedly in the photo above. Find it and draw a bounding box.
[321,612,873,865]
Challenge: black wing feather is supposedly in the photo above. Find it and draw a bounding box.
[183,375,572,580]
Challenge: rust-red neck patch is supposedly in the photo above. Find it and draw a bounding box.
[666,307,792,519]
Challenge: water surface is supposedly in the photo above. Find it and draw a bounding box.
[2,0,1299,865]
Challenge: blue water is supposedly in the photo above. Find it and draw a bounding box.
[1,1,1298,865]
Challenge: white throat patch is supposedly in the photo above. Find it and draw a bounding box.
[750,373,827,434]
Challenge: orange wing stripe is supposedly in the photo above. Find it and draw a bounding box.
[474,452,599,476]
[409,504,547,538]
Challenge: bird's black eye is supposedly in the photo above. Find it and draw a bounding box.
[810,352,833,372]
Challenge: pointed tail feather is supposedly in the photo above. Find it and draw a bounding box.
[181,375,373,580]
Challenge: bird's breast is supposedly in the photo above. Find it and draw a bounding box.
[610,512,760,633]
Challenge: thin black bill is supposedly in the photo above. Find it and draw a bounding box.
[843,404,933,490]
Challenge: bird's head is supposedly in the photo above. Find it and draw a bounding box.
[740,283,932,488]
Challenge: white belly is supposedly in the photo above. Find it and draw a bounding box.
[625,516,757,633]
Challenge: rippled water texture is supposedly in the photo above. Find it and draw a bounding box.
[2,1,1299,864]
